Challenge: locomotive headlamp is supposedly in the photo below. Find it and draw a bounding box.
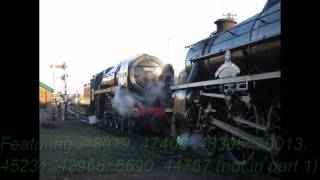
[131,108,140,118]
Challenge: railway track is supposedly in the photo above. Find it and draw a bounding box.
[67,107,89,122]
[67,108,279,179]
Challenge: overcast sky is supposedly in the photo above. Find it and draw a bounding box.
[40,0,267,94]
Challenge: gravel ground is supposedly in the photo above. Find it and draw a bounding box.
[40,114,279,180]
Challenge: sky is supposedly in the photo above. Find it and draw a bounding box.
[40,0,267,94]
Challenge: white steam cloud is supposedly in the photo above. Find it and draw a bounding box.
[112,81,169,117]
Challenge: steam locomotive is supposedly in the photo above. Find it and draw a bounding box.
[171,0,281,165]
[79,0,280,167]
[88,54,174,133]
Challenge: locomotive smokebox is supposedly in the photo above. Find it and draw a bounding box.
[214,18,237,33]
[128,54,164,92]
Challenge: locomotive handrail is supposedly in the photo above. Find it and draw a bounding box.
[170,71,280,90]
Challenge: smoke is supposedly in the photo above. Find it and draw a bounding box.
[111,63,174,117]
[177,131,204,150]
[112,81,169,117]
[112,87,142,116]
[143,81,167,106]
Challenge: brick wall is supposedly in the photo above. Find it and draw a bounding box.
[39,86,53,105]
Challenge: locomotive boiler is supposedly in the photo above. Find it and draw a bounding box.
[171,0,281,165]
[89,54,174,133]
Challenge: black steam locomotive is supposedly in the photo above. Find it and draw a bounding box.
[171,0,281,165]
[88,54,174,133]
[80,0,280,167]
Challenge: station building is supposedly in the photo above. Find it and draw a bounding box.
[39,82,54,107]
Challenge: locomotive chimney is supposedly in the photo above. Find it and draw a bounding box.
[214,13,237,33]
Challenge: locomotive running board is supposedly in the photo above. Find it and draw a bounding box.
[170,71,280,90]
[208,116,272,153]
